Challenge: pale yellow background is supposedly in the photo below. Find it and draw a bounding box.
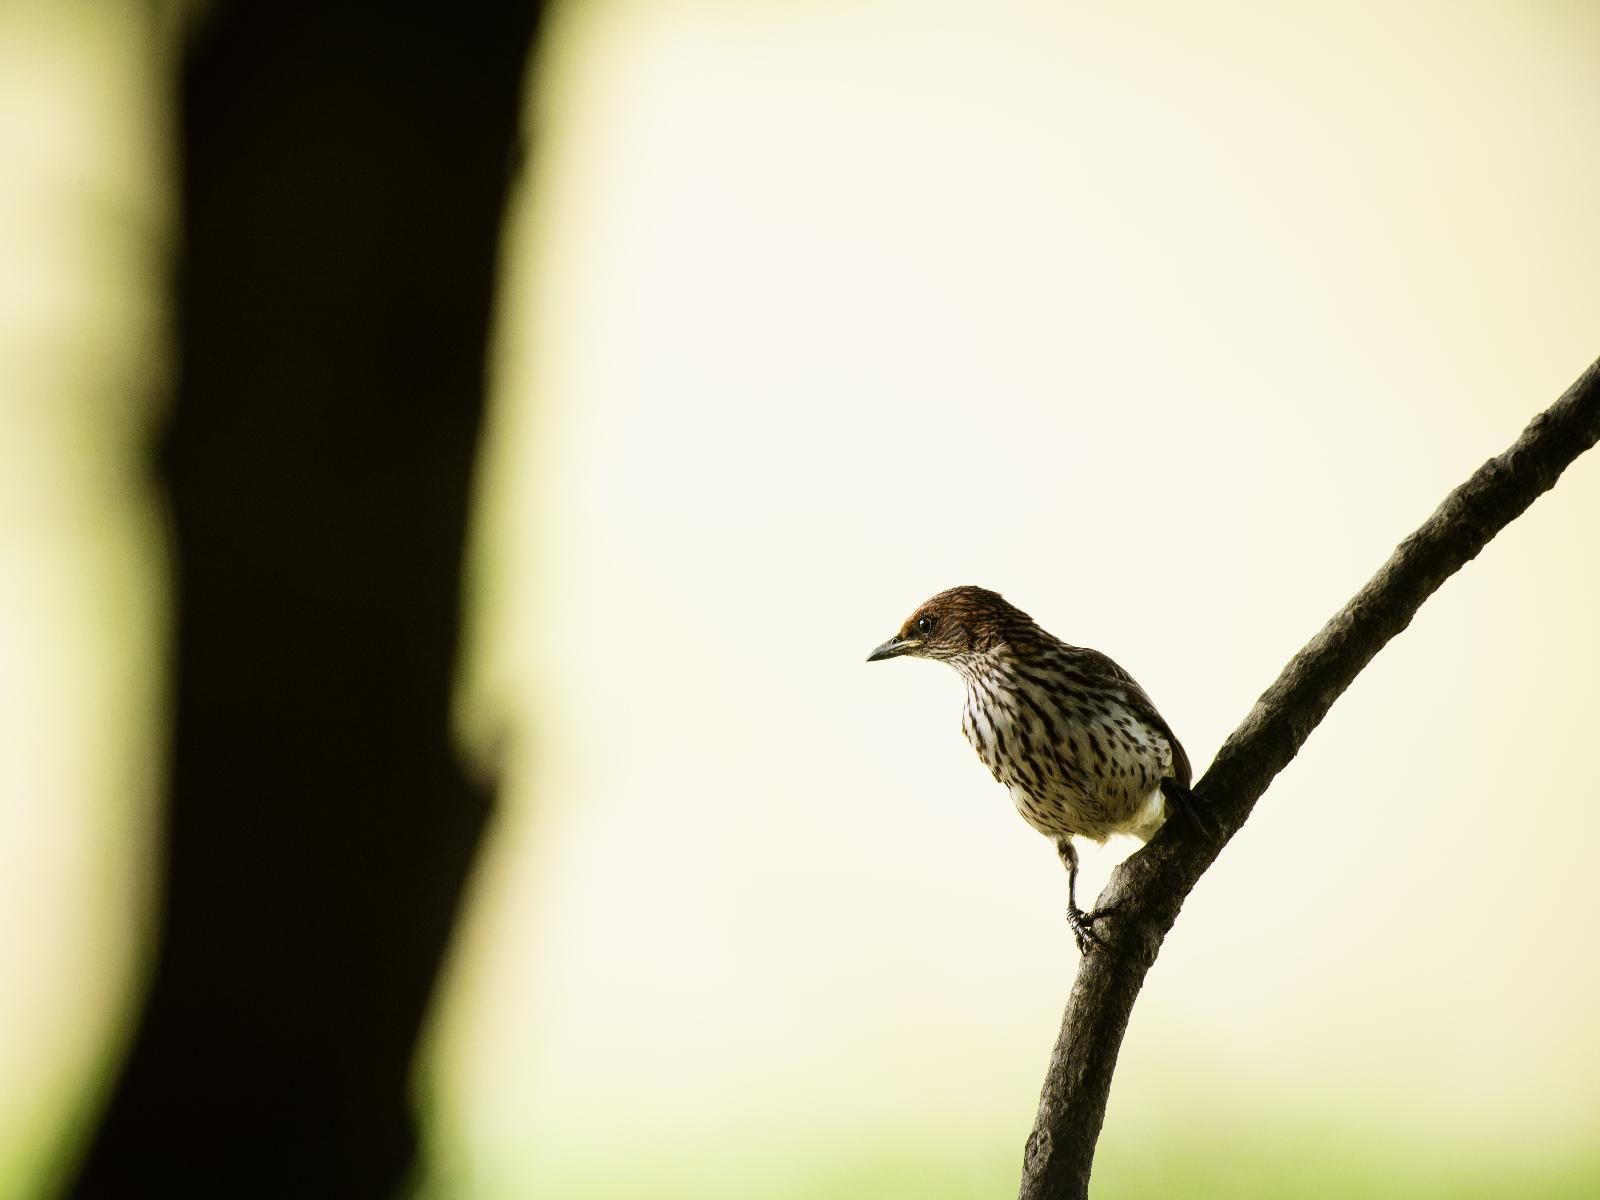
[3,2,1598,1197]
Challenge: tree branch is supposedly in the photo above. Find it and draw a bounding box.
[1018,355,1600,1200]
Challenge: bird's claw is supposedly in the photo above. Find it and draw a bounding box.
[1067,905,1108,956]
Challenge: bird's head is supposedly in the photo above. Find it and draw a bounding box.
[867,585,1033,666]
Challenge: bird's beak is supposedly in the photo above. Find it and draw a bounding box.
[866,635,921,662]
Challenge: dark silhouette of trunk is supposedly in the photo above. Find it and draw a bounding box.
[70,5,543,1196]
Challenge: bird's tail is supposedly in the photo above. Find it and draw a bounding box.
[1157,776,1220,842]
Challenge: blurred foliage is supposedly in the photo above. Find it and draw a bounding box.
[424,1124,1600,1200]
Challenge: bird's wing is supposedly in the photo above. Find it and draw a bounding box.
[1073,647,1192,790]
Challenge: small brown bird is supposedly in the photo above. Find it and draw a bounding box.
[868,585,1192,953]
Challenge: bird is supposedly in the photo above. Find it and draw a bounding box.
[867,585,1194,953]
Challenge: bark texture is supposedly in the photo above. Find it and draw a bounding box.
[1019,355,1600,1199]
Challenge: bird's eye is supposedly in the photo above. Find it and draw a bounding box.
[915,615,935,635]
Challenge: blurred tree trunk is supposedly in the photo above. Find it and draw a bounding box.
[70,4,543,1196]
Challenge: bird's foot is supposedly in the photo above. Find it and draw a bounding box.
[1066,904,1109,956]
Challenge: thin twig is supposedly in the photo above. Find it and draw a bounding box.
[1019,356,1600,1200]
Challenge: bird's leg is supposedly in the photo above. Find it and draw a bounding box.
[1160,778,1220,842]
[1055,837,1106,955]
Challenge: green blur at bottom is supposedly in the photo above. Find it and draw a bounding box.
[420,1126,1600,1200]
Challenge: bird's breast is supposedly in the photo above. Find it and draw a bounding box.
[961,680,1048,792]
[961,672,1171,842]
